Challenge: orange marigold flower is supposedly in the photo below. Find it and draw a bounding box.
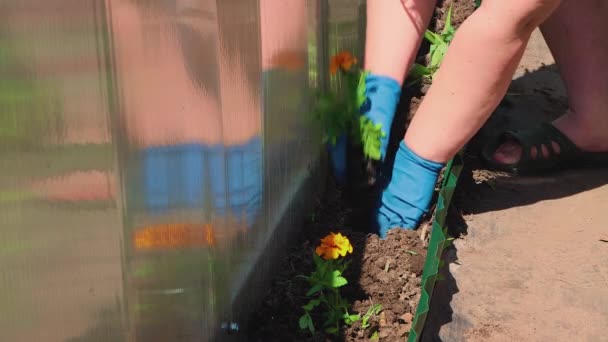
[329,51,357,75]
[315,232,353,260]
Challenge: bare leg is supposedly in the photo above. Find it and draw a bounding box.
[494,0,608,164]
[365,0,436,84]
[375,0,564,234]
[404,0,561,163]
[361,0,436,162]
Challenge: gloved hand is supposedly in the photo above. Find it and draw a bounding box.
[376,140,444,238]
[359,73,402,161]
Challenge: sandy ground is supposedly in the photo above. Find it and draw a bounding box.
[423,30,608,342]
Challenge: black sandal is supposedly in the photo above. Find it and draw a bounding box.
[482,122,608,174]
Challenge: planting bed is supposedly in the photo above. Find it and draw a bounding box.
[247,1,476,341]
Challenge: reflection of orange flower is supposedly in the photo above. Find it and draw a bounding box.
[329,51,357,75]
[134,223,215,250]
[315,232,353,260]
[269,50,306,71]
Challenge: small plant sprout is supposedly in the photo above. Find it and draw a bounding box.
[410,4,456,82]
[361,303,383,330]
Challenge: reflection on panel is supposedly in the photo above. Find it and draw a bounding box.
[0,0,367,341]
[110,1,222,340]
[0,1,124,341]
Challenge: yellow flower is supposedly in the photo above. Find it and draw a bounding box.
[329,51,357,75]
[315,232,354,260]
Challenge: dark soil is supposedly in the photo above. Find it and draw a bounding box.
[345,229,426,341]
[247,1,477,341]
[435,0,477,31]
[247,178,427,342]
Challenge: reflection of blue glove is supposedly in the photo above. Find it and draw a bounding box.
[377,141,444,238]
[142,144,206,211]
[142,146,171,211]
[360,73,402,161]
[141,139,263,230]
[209,137,263,228]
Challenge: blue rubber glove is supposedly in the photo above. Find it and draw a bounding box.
[360,73,402,161]
[377,141,445,238]
[209,137,263,228]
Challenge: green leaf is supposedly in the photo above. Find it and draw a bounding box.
[312,252,325,269]
[298,314,308,329]
[299,313,315,334]
[370,331,379,340]
[424,30,439,44]
[306,284,324,296]
[429,43,448,70]
[418,4,457,81]
[410,63,432,79]
[303,299,322,311]
[310,86,356,146]
[356,70,369,109]
[344,313,361,325]
[442,4,454,36]
[359,116,385,160]
[361,303,383,329]
[444,238,455,248]
[325,326,339,335]
[442,5,456,44]
[329,270,348,288]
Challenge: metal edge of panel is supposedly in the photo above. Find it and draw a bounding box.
[94,0,131,339]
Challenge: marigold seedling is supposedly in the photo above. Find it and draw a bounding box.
[361,303,383,330]
[298,233,359,336]
[310,51,362,146]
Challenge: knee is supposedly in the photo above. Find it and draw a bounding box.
[480,0,561,37]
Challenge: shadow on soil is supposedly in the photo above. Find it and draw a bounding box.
[419,64,608,341]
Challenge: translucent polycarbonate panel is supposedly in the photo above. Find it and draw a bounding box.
[222,0,321,325]
[107,0,250,340]
[0,1,125,342]
[327,0,366,91]
[1,0,367,341]
[223,1,367,334]
[328,0,366,53]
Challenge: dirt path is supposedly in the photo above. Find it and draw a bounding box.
[424,30,608,342]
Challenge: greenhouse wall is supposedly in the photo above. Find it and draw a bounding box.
[0,0,365,341]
